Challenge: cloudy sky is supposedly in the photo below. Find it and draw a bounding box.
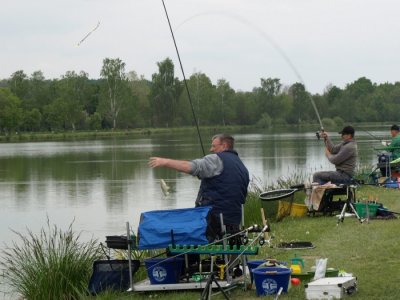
[1,0,399,93]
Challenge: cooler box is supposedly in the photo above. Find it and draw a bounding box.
[305,276,357,299]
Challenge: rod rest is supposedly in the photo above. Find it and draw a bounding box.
[168,244,259,255]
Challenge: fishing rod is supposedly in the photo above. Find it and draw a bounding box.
[310,96,324,140]
[167,8,327,142]
[161,0,205,156]
[362,129,381,141]
[174,10,325,139]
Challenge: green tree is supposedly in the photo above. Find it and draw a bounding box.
[21,108,42,131]
[0,88,23,133]
[124,71,151,128]
[55,71,90,130]
[100,58,128,129]
[9,70,29,100]
[254,77,282,122]
[26,70,50,111]
[234,91,257,125]
[150,58,181,127]
[287,82,310,124]
[216,79,235,126]
[42,100,67,131]
[86,112,102,130]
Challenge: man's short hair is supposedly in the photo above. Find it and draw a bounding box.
[212,134,234,150]
[391,124,399,131]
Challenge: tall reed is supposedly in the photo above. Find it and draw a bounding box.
[0,219,100,300]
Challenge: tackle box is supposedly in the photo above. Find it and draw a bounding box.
[305,276,357,299]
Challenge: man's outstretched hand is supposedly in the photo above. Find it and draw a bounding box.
[149,157,166,168]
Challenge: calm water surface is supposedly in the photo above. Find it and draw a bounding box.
[0,130,385,250]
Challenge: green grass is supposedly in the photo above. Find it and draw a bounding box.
[2,185,398,300]
[0,219,101,300]
[85,185,400,300]
[0,125,255,143]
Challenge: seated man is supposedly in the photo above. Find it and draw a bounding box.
[149,133,250,241]
[379,124,400,176]
[313,126,358,184]
[383,124,400,160]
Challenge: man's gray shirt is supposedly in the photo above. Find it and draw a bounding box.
[190,154,223,179]
[325,137,358,176]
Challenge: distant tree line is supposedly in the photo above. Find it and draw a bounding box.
[0,57,400,134]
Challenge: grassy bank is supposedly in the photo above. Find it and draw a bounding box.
[0,126,255,143]
[87,185,399,300]
[1,185,398,299]
[0,121,393,143]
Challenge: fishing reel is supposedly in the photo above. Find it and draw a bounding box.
[241,224,272,246]
[315,131,321,140]
[315,128,326,141]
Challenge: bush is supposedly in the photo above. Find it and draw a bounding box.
[321,117,335,128]
[333,116,344,127]
[0,219,100,300]
[256,113,272,128]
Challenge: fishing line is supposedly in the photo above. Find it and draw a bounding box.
[77,21,100,46]
[174,11,324,131]
[161,0,205,156]
[362,129,381,141]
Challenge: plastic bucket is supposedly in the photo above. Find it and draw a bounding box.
[248,260,287,283]
[290,203,308,217]
[247,260,266,283]
[253,267,291,296]
[144,257,184,284]
[259,189,295,222]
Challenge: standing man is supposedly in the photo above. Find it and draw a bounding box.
[313,126,358,184]
[149,134,249,237]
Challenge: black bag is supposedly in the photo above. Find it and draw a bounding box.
[88,259,140,295]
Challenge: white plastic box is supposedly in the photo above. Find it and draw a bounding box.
[305,277,357,300]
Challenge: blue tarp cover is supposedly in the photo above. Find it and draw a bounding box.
[138,206,211,250]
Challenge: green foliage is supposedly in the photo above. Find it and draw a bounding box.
[321,117,335,128]
[256,112,272,128]
[150,58,182,127]
[333,116,344,127]
[100,58,129,129]
[0,88,22,132]
[87,112,102,130]
[0,219,100,300]
[21,108,42,131]
[2,60,400,134]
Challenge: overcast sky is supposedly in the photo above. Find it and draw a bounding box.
[1,0,399,94]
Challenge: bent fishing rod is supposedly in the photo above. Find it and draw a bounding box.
[161,0,205,156]
[162,2,325,143]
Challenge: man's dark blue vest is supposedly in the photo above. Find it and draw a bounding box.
[196,150,249,225]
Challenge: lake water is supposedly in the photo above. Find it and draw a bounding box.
[0,129,386,251]
[0,128,389,298]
